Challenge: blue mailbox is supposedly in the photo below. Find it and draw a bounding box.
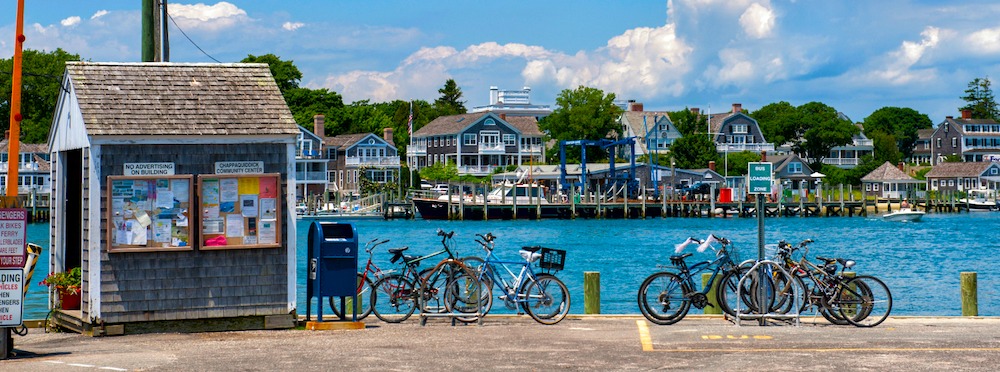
[306,221,358,321]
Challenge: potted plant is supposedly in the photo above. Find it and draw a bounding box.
[39,267,82,310]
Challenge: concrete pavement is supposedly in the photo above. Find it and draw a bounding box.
[5,315,1000,371]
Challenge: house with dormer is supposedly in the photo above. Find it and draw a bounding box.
[0,139,51,197]
[326,129,400,196]
[924,162,1000,192]
[767,153,820,198]
[708,103,775,154]
[821,120,873,169]
[620,102,683,158]
[911,128,935,164]
[928,109,1000,165]
[408,112,544,176]
[294,115,331,199]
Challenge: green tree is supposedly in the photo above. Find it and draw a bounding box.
[419,160,459,181]
[796,102,858,168]
[433,79,466,116]
[723,151,761,176]
[0,48,82,143]
[241,54,303,95]
[283,87,345,132]
[868,131,901,165]
[333,101,394,136]
[670,133,719,169]
[540,86,623,163]
[959,77,999,120]
[668,107,706,136]
[752,101,799,147]
[862,107,933,160]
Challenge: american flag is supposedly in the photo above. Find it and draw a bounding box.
[407,101,413,138]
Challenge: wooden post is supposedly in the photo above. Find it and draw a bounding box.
[584,271,600,314]
[570,185,576,219]
[962,272,978,316]
[641,187,646,219]
[702,273,721,315]
[596,183,602,218]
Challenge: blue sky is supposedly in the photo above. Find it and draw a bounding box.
[2,1,999,124]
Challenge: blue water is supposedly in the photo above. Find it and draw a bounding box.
[23,213,1000,319]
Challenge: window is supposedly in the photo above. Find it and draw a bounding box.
[931,180,937,188]
[991,168,998,175]
[480,131,500,147]
[873,183,879,191]
[923,142,929,150]
[788,162,802,174]
[865,183,871,191]
[485,118,496,126]
[948,180,954,186]
[732,124,748,134]
[952,137,958,147]
[503,134,516,146]
[464,133,477,145]
[936,138,942,148]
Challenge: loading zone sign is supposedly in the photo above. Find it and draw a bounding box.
[747,162,773,194]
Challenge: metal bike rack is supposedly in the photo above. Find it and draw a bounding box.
[418,259,485,326]
[734,260,804,327]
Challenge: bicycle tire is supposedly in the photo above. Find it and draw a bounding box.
[840,275,892,327]
[522,274,570,325]
[329,273,373,320]
[637,272,691,325]
[419,267,449,314]
[770,274,807,314]
[817,284,850,325]
[461,256,494,312]
[716,267,757,317]
[445,262,486,323]
[370,273,417,323]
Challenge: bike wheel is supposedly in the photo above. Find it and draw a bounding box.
[445,262,485,322]
[460,256,494,311]
[817,285,850,325]
[770,274,807,314]
[370,274,417,323]
[419,267,449,314]
[329,274,373,320]
[839,275,892,327]
[637,272,691,325]
[522,274,570,325]
[716,268,756,317]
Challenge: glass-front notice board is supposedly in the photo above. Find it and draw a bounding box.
[107,175,195,252]
[198,173,282,249]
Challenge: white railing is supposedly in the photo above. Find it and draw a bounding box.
[854,139,873,146]
[345,157,401,166]
[716,143,775,152]
[519,145,543,153]
[821,158,860,166]
[458,165,499,175]
[407,145,427,155]
[0,162,42,172]
[478,143,505,153]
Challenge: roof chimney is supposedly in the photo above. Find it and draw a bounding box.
[708,161,716,171]
[732,103,742,113]
[760,151,766,162]
[898,162,904,172]
[313,114,325,138]
[499,113,507,121]
[3,130,8,140]
[383,128,394,145]
[961,109,972,120]
[690,108,700,116]
[946,116,953,120]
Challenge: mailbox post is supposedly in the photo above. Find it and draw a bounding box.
[306,222,359,322]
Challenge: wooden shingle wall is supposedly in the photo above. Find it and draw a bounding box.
[95,143,290,323]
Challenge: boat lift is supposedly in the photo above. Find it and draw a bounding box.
[558,137,640,200]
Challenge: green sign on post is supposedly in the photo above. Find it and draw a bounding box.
[747,162,773,194]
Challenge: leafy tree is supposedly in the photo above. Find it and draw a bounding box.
[357,165,398,196]
[670,133,719,169]
[283,87,345,132]
[419,160,459,181]
[959,77,999,120]
[241,54,302,95]
[540,86,623,161]
[868,131,901,165]
[943,154,962,162]
[752,101,799,147]
[0,48,82,143]
[796,102,858,168]
[667,107,706,136]
[433,79,466,116]
[724,151,761,176]
[333,101,394,136]
[818,164,850,186]
[862,107,933,160]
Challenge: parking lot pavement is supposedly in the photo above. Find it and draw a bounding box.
[6,316,1000,371]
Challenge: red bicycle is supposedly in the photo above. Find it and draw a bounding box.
[330,238,392,320]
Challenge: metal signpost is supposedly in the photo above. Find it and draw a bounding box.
[747,162,773,259]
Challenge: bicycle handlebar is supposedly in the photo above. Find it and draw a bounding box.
[365,238,391,253]
[436,229,455,239]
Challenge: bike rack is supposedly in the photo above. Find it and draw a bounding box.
[418,259,485,327]
[733,260,804,327]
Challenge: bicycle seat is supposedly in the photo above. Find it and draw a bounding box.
[388,246,409,255]
[670,253,693,261]
[816,256,835,263]
[519,249,542,263]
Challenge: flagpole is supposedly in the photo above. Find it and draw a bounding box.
[407,101,413,189]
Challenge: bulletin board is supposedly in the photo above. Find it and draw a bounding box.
[198,173,282,250]
[107,175,195,253]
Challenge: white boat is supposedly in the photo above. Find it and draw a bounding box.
[883,208,925,222]
[959,190,1000,211]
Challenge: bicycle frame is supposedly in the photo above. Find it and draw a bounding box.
[669,246,735,298]
[479,247,539,304]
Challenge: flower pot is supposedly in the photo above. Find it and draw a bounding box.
[59,290,81,310]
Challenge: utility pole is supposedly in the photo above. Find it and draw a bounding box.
[1,0,26,360]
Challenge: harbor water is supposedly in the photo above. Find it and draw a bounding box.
[22,212,1000,320]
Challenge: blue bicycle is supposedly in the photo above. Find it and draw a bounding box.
[464,233,570,325]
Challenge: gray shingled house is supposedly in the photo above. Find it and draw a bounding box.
[860,162,925,199]
[47,62,300,334]
[407,112,544,176]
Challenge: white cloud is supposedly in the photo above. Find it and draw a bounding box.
[169,2,249,31]
[739,3,775,38]
[874,27,941,84]
[282,22,304,31]
[91,10,108,20]
[965,27,1000,54]
[60,16,81,27]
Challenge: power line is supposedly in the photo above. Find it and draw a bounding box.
[165,11,222,63]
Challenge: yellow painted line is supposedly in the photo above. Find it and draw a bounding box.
[635,320,654,351]
[648,347,1000,353]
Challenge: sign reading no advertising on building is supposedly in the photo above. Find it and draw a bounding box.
[0,209,27,269]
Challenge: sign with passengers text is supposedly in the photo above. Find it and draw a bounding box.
[747,162,773,194]
[0,209,27,268]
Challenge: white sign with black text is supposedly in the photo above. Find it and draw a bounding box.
[124,162,175,176]
[0,269,23,326]
[215,161,265,175]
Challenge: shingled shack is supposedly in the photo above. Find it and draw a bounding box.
[46,62,300,335]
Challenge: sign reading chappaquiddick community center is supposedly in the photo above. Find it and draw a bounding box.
[215,161,265,175]
[746,162,773,194]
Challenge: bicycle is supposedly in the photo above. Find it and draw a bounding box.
[369,229,482,323]
[329,238,392,320]
[764,239,893,327]
[637,235,746,325]
[464,233,570,325]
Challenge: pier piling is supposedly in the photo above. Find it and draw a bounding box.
[962,272,978,316]
[701,273,721,315]
[584,271,600,314]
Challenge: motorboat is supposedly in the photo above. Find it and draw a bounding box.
[882,208,925,222]
[412,182,550,220]
[959,189,1000,211]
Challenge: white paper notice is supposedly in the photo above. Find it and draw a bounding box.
[220,178,239,203]
[203,218,224,234]
[240,195,258,217]
[259,198,276,220]
[203,205,219,219]
[156,190,174,209]
[135,210,152,228]
[130,222,148,245]
[259,220,277,244]
[225,214,244,237]
[171,179,189,202]
[152,219,172,243]
[203,180,220,204]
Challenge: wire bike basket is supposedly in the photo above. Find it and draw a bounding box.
[523,246,566,273]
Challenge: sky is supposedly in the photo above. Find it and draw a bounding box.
[2,1,999,124]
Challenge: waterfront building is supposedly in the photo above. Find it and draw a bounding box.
[0,139,51,201]
[408,112,544,176]
[324,129,400,197]
[295,118,328,199]
[927,109,1000,165]
[619,102,683,159]
[861,162,925,199]
[709,103,775,154]
[47,62,299,334]
[821,121,874,169]
[767,153,820,198]
[924,162,1000,192]
[911,128,935,164]
[470,86,552,118]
